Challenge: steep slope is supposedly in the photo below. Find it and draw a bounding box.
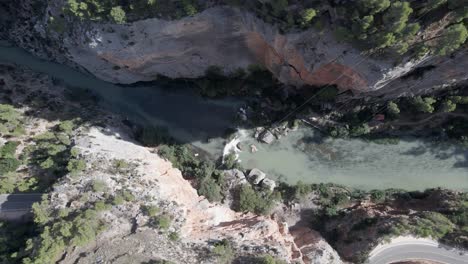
[3,2,467,98]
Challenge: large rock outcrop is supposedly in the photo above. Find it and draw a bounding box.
[3,3,467,98]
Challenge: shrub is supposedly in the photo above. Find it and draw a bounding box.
[70,147,80,158]
[329,126,349,138]
[0,172,17,193]
[121,190,135,202]
[56,133,71,146]
[0,157,20,174]
[142,205,160,217]
[110,6,126,24]
[168,231,179,241]
[370,190,386,202]
[151,214,171,230]
[91,180,107,192]
[434,23,467,55]
[238,185,278,215]
[212,239,234,264]
[349,123,370,137]
[0,141,19,158]
[294,180,312,199]
[198,177,223,202]
[112,159,129,172]
[387,101,400,117]
[300,8,317,26]
[66,159,86,175]
[58,120,75,135]
[412,96,437,113]
[0,104,23,136]
[182,0,197,16]
[440,99,457,112]
[94,200,111,211]
[223,153,238,170]
[112,195,124,205]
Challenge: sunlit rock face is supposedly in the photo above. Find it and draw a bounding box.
[4,3,468,96]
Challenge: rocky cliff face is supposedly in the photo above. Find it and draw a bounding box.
[4,2,466,98]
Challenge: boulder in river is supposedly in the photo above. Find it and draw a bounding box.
[259,129,275,144]
[248,168,266,185]
[261,178,276,191]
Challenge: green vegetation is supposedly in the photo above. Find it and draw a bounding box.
[349,123,370,137]
[110,6,126,23]
[434,23,467,55]
[440,99,457,112]
[412,96,437,113]
[386,101,400,117]
[300,8,317,27]
[150,214,171,230]
[20,198,110,264]
[91,180,107,192]
[58,0,466,56]
[63,0,200,23]
[230,0,466,56]
[212,239,235,264]
[0,156,20,175]
[168,231,179,241]
[0,221,35,263]
[388,212,455,239]
[157,143,226,202]
[142,205,160,217]
[0,106,84,193]
[237,184,280,215]
[66,158,86,175]
[198,176,223,202]
[0,104,24,137]
[27,120,85,190]
[111,159,130,173]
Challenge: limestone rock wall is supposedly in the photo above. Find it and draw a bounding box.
[4,2,468,98]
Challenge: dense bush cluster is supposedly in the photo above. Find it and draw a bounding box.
[228,0,467,56]
[157,143,225,202]
[64,0,200,23]
[0,104,24,137]
[0,105,86,194]
[387,211,455,239]
[17,198,111,264]
[28,120,86,189]
[237,184,281,215]
[0,220,36,263]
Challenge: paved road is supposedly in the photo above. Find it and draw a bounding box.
[0,194,42,212]
[368,240,468,264]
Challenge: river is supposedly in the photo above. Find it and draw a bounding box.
[1,42,467,190]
